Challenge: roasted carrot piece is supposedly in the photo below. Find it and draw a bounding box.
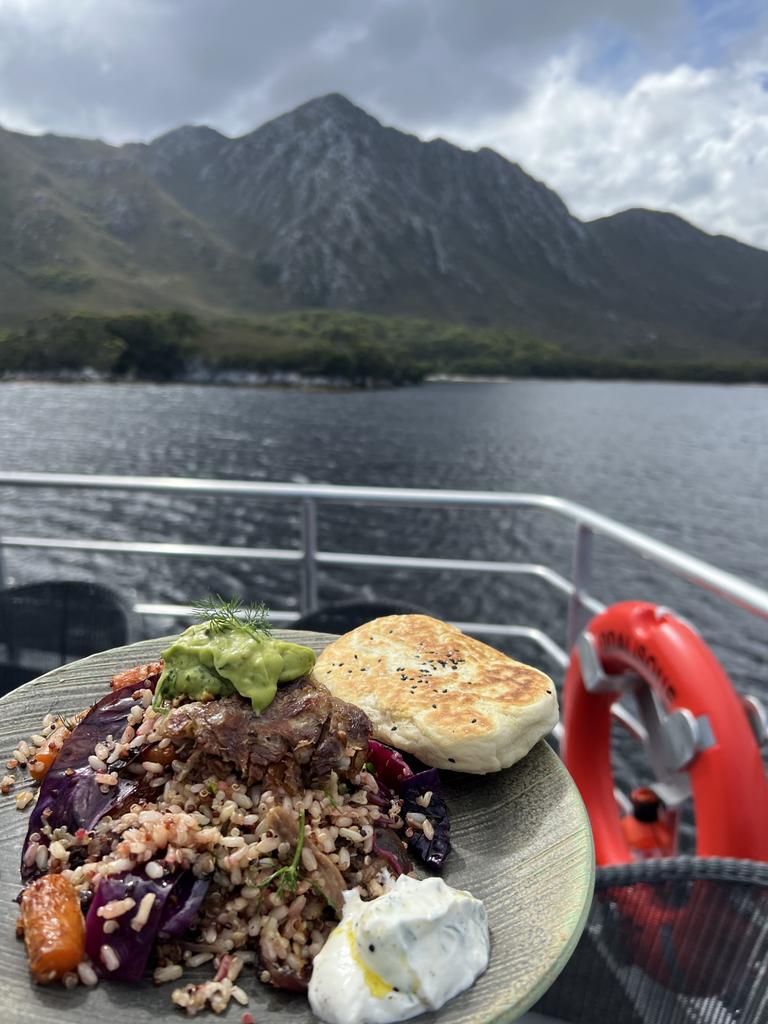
[28,711,88,783]
[20,874,85,983]
[111,661,163,691]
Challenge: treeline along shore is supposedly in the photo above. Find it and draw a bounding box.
[2,310,767,387]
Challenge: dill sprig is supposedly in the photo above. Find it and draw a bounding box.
[193,594,272,639]
[50,711,77,732]
[257,808,305,897]
[153,595,272,711]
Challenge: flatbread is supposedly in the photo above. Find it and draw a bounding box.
[312,615,559,774]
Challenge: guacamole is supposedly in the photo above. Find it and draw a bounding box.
[155,620,316,713]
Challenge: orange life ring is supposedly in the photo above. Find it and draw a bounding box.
[562,601,768,866]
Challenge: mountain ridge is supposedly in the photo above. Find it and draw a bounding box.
[1,93,766,361]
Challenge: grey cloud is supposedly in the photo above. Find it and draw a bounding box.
[0,1,358,138]
[668,170,716,203]
[0,0,690,142]
[259,0,691,136]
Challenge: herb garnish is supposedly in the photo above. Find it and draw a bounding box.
[257,808,306,897]
[193,594,272,639]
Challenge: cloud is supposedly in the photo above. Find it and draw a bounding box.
[0,0,355,140]
[0,0,687,141]
[463,50,768,247]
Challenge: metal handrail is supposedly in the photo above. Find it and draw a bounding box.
[1,472,767,667]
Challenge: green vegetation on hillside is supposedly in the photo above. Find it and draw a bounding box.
[0,312,199,379]
[1,309,767,386]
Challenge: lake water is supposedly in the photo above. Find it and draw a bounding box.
[0,379,766,700]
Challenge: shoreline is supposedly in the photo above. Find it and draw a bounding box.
[2,370,767,390]
[0,369,397,391]
[425,374,768,388]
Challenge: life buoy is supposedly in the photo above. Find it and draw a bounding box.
[562,601,768,866]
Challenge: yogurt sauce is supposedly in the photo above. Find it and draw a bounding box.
[308,875,490,1024]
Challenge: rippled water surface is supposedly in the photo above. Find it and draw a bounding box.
[0,379,766,705]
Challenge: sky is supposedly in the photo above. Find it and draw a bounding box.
[1,0,767,247]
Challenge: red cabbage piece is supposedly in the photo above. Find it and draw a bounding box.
[400,768,452,870]
[158,875,209,937]
[366,742,452,870]
[85,872,174,981]
[84,869,208,980]
[367,739,414,789]
[22,682,156,879]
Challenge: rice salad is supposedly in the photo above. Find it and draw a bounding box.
[5,612,452,1018]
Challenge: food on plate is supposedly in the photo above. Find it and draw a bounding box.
[154,601,315,710]
[312,614,559,773]
[309,875,489,1024]
[27,710,88,782]
[6,601,495,1021]
[367,740,452,869]
[20,874,86,982]
[110,660,163,691]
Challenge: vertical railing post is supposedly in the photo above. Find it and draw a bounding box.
[300,498,318,615]
[566,523,593,653]
[0,535,6,589]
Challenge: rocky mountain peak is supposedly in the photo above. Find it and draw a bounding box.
[144,123,226,157]
[1,93,767,359]
[287,92,374,122]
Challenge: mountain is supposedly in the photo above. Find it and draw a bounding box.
[1,93,767,360]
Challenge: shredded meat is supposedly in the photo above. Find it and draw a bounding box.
[255,806,345,991]
[307,849,346,916]
[259,938,309,992]
[262,808,346,914]
[262,806,300,843]
[163,678,371,790]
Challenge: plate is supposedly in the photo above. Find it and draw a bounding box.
[0,631,594,1023]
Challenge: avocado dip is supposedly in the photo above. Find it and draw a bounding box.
[154,620,316,713]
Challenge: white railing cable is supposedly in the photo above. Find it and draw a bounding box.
[1,472,766,628]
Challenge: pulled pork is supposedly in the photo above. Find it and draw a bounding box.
[162,677,371,792]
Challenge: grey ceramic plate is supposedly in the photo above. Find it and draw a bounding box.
[0,632,594,1023]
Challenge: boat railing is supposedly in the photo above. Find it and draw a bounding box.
[3,472,768,752]
[2,471,767,667]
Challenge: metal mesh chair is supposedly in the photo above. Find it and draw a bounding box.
[533,857,768,1023]
[0,580,138,693]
